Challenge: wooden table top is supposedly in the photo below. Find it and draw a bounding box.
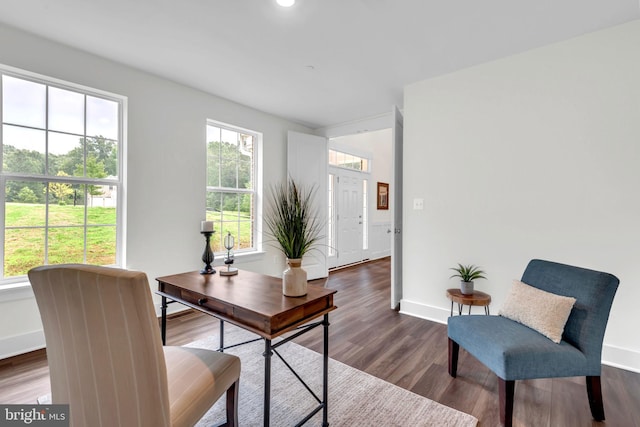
[156,270,337,339]
[446,288,491,306]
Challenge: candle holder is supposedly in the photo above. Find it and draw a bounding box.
[200,231,216,274]
[220,232,238,276]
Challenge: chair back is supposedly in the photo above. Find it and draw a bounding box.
[521,259,619,371]
[29,264,171,427]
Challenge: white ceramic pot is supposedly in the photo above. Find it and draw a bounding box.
[460,280,474,295]
[283,258,307,297]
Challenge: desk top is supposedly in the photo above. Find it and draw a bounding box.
[156,270,337,339]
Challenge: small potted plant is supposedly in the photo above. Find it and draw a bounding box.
[450,263,486,295]
[264,178,323,297]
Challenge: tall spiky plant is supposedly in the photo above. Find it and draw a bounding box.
[264,178,323,259]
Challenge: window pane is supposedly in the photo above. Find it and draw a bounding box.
[4,228,45,277]
[240,134,253,155]
[48,183,85,226]
[238,158,252,189]
[220,155,238,188]
[2,125,46,174]
[206,191,223,251]
[207,141,221,187]
[86,96,118,140]
[221,193,240,216]
[236,221,252,250]
[206,125,221,144]
[5,181,46,222]
[48,132,84,177]
[87,226,116,265]
[2,75,46,128]
[48,86,84,134]
[87,136,118,178]
[88,189,117,224]
[221,129,238,147]
[48,227,84,264]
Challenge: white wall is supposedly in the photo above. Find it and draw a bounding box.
[0,23,311,358]
[402,20,640,372]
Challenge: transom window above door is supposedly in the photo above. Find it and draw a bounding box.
[329,149,369,172]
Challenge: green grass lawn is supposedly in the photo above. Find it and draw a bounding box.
[4,203,253,277]
[4,203,117,277]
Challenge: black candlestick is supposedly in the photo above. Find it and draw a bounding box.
[200,231,216,274]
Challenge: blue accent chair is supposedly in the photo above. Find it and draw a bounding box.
[447,259,619,427]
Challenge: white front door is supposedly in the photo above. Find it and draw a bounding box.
[287,131,329,280]
[336,170,363,266]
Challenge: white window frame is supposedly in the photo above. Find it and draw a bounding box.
[206,119,262,256]
[0,64,127,287]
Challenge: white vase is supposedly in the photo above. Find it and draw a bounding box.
[460,280,474,295]
[283,258,307,297]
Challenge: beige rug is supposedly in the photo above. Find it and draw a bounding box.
[189,325,478,427]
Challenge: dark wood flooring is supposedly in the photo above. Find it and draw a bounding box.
[1,258,638,426]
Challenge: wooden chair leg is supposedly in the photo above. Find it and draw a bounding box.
[498,378,515,427]
[586,376,605,421]
[448,338,459,378]
[226,380,239,427]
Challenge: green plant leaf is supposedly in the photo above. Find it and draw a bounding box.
[264,178,324,259]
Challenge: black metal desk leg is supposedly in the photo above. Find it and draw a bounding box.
[219,320,225,352]
[323,314,330,426]
[263,338,272,426]
[161,296,167,345]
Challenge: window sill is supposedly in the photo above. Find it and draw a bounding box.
[0,251,266,303]
[212,250,266,266]
[0,281,34,303]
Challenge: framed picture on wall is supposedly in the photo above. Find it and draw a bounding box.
[377,182,389,210]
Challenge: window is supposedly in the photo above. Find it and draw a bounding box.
[327,173,335,257]
[328,149,369,172]
[1,68,124,284]
[206,121,259,254]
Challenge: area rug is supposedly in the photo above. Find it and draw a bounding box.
[189,325,478,426]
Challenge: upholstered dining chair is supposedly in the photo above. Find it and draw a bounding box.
[448,259,619,427]
[29,264,241,427]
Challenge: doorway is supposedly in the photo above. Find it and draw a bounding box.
[327,129,392,270]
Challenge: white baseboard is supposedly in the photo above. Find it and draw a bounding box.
[400,298,640,374]
[0,330,45,359]
[602,343,640,373]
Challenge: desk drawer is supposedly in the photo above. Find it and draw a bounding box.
[178,288,230,315]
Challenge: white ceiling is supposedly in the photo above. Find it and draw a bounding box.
[0,0,638,129]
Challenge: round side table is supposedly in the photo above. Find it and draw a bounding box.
[446,288,491,316]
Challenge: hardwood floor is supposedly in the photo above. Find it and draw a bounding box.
[1,257,638,426]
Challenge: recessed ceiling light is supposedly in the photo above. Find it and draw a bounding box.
[277,0,295,7]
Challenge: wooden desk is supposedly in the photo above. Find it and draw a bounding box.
[446,288,491,316]
[156,270,337,426]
